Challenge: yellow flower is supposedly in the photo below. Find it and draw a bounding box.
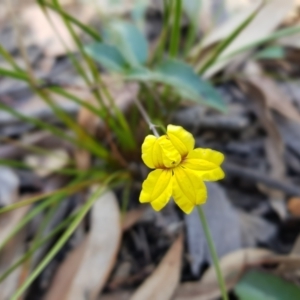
[140,125,225,214]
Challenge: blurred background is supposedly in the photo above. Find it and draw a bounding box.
[1,0,300,299]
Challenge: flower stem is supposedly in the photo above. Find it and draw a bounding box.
[133,97,159,137]
[197,206,229,300]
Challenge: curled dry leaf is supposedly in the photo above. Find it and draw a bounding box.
[45,190,121,300]
[130,233,183,300]
[174,248,300,300]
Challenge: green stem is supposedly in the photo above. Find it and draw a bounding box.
[169,0,182,57]
[197,206,228,300]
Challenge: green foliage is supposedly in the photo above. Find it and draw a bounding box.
[169,0,182,57]
[85,43,129,72]
[126,59,226,111]
[105,21,149,67]
[235,270,300,300]
[85,21,226,111]
[255,46,285,60]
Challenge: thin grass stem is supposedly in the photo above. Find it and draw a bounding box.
[197,206,228,300]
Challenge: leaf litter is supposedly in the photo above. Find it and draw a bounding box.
[2,1,300,299]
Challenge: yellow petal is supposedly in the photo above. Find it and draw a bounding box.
[141,135,158,169]
[183,148,225,181]
[172,166,207,214]
[167,125,195,157]
[141,135,181,169]
[158,136,181,168]
[140,169,173,211]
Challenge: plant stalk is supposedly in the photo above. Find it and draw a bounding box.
[197,205,228,300]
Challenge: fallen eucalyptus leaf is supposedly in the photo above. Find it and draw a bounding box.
[45,190,121,300]
[130,233,183,300]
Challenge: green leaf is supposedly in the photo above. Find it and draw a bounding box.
[106,21,148,67]
[126,58,226,112]
[84,43,128,72]
[235,270,300,300]
[0,68,28,81]
[256,46,285,60]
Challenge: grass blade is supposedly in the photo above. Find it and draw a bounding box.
[0,177,106,214]
[10,176,116,299]
[169,0,182,57]
[0,210,78,284]
[198,3,262,74]
[0,175,86,251]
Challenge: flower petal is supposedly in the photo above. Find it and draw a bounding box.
[140,169,173,211]
[167,125,195,157]
[141,135,158,169]
[141,135,181,169]
[183,148,225,181]
[172,166,207,214]
[158,136,181,168]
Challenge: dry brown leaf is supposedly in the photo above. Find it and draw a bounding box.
[175,248,300,300]
[121,208,146,231]
[200,0,294,78]
[175,248,271,300]
[130,233,183,300]
[45,237,89,300]
[289,234,300,256]
[0,206,29,300]
[288,197,300,216]
[45,190,121,300]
